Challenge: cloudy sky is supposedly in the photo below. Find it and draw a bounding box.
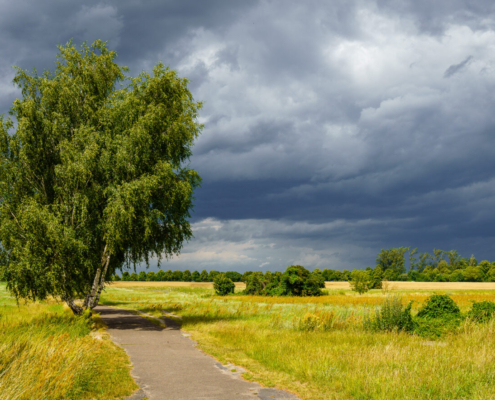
[2,0,495,272]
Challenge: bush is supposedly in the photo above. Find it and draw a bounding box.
[129,272,138,281]
[199,270,209,282]
[138,271,147,281]
[278,265,324,296]
[365,296,414,332]
[416,295,460,319]
[468,301,495,323]
[213,274,235,296]
[122,271,130,281]
[113,274,121,281]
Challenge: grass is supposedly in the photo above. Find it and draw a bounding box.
[100,283,495,399]
[0,284,138,400]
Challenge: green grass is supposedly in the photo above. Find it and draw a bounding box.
[101,284,495,399]
[0,284,138,400]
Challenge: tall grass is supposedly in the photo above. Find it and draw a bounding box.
[0,285,137,400]
[101,285,495,400]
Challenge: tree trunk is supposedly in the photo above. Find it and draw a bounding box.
[63,295,84,316]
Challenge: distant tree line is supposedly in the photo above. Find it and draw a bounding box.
[112,248,495,284]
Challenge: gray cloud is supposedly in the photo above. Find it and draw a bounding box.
[444,56,473,78]
[2,0,495,271]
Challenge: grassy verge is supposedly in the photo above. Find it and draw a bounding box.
[101,284,495,399]
[0,284,138,400]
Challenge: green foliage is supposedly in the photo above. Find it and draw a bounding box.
[129,273,138,281]
[468,301,495,323]
[225,271,242,282]
[376,248,407,275]
[349,270,372,294]
[191,270,200,282]
[146,271,156,281]
[172,270,183,281]
[278,265,324,297]
[365,296,414,332]
[138,271,147,282]
[122,272,130,281]
[156,270,165,281]
[244,272,267,295]
[213,274,235,296]
[0,40,202,313]
[199,270,209,282]
[182,270,192,282]
[417,295,460,319]
[113,274,121,281]
[208,270,220,282]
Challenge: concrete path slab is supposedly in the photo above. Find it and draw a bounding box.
[96,306,299,400]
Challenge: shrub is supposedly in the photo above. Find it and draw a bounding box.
[468,301,495,323]
[129,272,138,281]
[365,296,414,332]
[416,295,460,319]
[138,271,147,281]
[122,271,130,281]
[113,274,121,281]
[278,265,324,296]
[213,274,235,296]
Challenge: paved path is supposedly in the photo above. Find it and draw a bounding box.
[96,306,299,400]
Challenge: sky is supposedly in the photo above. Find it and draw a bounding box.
[1,0,495,273]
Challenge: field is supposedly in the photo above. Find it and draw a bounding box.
[101,281,495,400]
[0,284,137,400]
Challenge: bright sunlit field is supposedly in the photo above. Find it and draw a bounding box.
[101,282,495,400]
[0,284,137,400]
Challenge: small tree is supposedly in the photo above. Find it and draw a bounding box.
[146,271,156,281]
[0,41,202,314]
[191,270,200,282]
[213,274,235,296]
[138,271,147,282]
[278,265,324,296]
[156,270,165,281]
[349,270,372,294]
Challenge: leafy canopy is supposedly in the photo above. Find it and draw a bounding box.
[0,40,202,312]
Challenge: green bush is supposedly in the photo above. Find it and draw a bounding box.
[278,265,324,296]
[213,274,235,296]
[183,270,192,282]
[129,272,138,281]
[468,301,495,323]
[113,274,121,281]
[122,271,130,281]
[416,295,460,319]
[191,270,200,282]
[138,271,147,281]
[365,296,414,332]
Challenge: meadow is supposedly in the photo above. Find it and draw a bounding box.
[102,281,495,400]
[0,284,137,400]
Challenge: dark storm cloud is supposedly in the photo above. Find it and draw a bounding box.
[1,0,495,271]
[444,56,473,78]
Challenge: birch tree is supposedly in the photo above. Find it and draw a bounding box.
[0,40,202,315]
